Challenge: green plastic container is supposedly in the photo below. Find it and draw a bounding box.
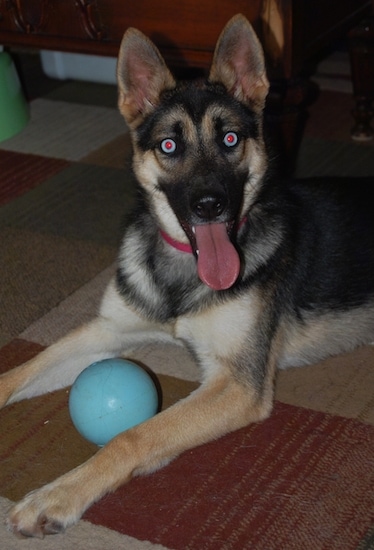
[0,51,29,142]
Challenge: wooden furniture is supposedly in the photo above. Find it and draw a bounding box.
[349,13,374,141]
[0,0,372,169]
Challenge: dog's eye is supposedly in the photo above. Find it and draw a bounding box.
[223,132,238,148]
[160,138,177,154]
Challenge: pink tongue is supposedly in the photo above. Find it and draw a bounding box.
[194,223,241,290]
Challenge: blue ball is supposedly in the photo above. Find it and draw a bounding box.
[69,358,159,447]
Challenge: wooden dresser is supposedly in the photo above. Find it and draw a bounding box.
[0,0,372,168]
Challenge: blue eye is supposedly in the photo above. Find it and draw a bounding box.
[223,132,238,147]
[160,138,177,154]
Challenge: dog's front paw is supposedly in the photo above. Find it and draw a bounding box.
[6,485,81,538]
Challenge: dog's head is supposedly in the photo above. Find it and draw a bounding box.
[117,14,269,290]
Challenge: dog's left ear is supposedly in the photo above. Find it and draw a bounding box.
[117,28,176,127]
[209,14,269,112]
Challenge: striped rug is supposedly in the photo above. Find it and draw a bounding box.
[1,53,374,549]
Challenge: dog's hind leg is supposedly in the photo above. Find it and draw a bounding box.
[0,279,175,407]
[6,366,273,539]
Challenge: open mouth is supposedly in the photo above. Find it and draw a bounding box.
[180,220,241,291]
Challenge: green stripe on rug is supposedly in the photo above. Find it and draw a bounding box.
[357,525,374,550]
[296,136,374,177]
[0,163,136,245]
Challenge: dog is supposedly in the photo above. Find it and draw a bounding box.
[1,13,374,538]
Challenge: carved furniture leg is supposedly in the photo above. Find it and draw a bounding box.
[349,16,374,141]
[265,77,317,174]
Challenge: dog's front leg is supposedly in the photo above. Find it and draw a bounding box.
[0,279,175,407]
[7,367,272,539]
[7,294,278,538]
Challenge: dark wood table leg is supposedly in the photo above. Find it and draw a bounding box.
[349,16,374,141]
[265,78,317,174]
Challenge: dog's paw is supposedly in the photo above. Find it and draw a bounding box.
[6,485,81,538]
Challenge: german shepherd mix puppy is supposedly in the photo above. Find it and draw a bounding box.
[2,14,374,538]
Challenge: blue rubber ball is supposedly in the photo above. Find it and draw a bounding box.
[69,358,159,447]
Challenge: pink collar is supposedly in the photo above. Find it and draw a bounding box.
[160,217,248,254]
[159,229,193,253]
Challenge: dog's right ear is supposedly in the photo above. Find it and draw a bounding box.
[117,28,176,127]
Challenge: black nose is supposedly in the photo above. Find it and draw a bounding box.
[193,195,226,221]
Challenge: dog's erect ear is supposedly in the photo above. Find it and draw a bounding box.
[209,14,269,112]
[117,28,176,126]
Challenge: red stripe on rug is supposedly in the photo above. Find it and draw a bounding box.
[0,338,44,374]
[85,402,374,550]
[0,150,69,205]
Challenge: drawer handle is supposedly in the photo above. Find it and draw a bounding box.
[6,0,49,33]
[75,0,107,40]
